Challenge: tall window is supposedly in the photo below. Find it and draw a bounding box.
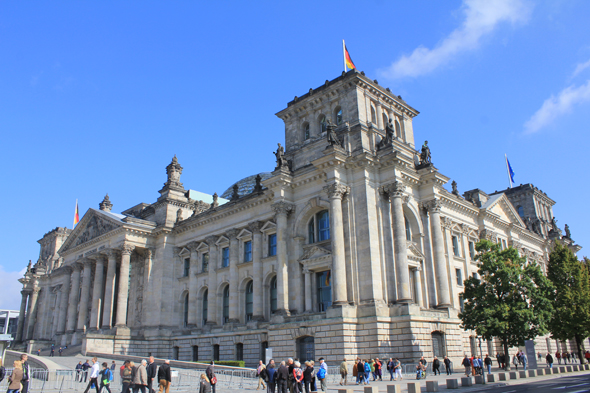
[183,258,190,277]
[319,115,327,133]
[244,241,252,262]
[245,281,254,321]
[202,253,209,272]
[192,346,199,362]
[452,236,460,256]
[236,343,244,361]
[518,206,525,218]
[469,241,475,260]
[370,106,376,123]
[183,293,189,327]
[382,113,388,127]
[222,247,229,267]
[202,289,208,325]
[303,123,310,140]
[213,344,220,361]
[308,210,330,244]
[459,295,465,313]
[223,286,230,324]
[456,268,463,286]
[270,276,278,314]
[308,219,315,244]
[268,234,277,256]
[173,346,179,360]
[317,270,332,311]
[395,119,402,138]
[335,107,343,125]
[405,216,411,241]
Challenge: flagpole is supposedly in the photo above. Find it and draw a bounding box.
[342,40,346,72]
[505,154,512,189]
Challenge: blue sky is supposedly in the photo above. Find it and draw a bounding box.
[1,1,589,309]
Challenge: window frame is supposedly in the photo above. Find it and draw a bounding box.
[316,270,332,312]
[335,107,343,125]
[221,247,230,268]
[183,257,190,277]
[303,122,310,140]
[456,268,463,286]
[319,115,327,133]
[202,289,208,325]
[222,286,230,324]
[202,252,209,273]
[245,281,254,321]
[268,234,277,256]
[270,276,278,314]
[244,240,252,263]
[452,235,460,257]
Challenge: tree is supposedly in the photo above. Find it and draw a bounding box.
[459,240,554,370]
[546,242,590,364]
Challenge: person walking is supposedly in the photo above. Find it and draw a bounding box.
[521,353,528,371]
[58,347,63,356]
[556,351,561,365]
[257,360,267,390]
[50,344,55,357]
[7,360,23,393]
[374,358,382,381]
[546,353,554,368]
[266,360,277,393]
[386,358,394,381]
[339,358,348,385]
[122,361,134,393]
[292,361,303,393]
[199,373,212,393]
[462,355,471,376]
[484,354,492,374]
[394,358,402,381]
[356,359,364,385]
[146,356,157,393]
[99,362,113,393]
[432,356,440,375]
[20,354,31,393]
[157,360,172,393]
[317,358,328,391]
[206,361,217,393]
[36,348,41,357]
[83,357,100,393]
[133,359,148,393]
[82,359,91,382]
[302,361,313,393]
[363,359,371,385]
[512,353,519,371]
[276,361,289,393]
[75,361,83,382]
[444,356,452,375]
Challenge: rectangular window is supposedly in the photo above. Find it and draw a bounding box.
[183,258,190,277]
[459,295,465,313]
[192,346,198,362]
[222,247,229,268]
[452,236,460,257]
[456,268,463,286]
[213,344,220,361]
[318,211,330,241]
[202,253,209,273]
[236,343,244,361]
[469,241,475,260]
[244,241,252,262]
[502,239,507,249]
[173,346,179,361]
[268,234,277,256]
[317,270,332,311]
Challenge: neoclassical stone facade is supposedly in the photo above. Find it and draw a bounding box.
[17,70,582,366]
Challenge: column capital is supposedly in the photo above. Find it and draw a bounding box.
[173,247,182,257]
[248,220,263,233]
[225,229,240,240]
[88,253,107,264]
[187,241,199,252]
[205,235,218,246]
[412,265,422,272]
[302,267,312,275]
[382,181,406,199]
[324,182,349,200]
[271,201,295,217]
[421,198,443,213]
[144,248,155,259]
[120,243,135,255]
[102,248,120,259]
[79,257,93,267]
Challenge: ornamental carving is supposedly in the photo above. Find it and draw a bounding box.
[187,241,199,252]
[226,229,240,240]
[205,236,218,246]
[73,215,119,247]
[324,183,349,199]
[162,155,184,191]
[421,199,442,213]
[248,221,263,233]
[383,181,405,199]
[99,194,113,212]
[102,249,120,260]
[479,229,498,243]
[144,248,154,259]
[121,243,135,255]
[271,201,295,217]
[440,216,453,229]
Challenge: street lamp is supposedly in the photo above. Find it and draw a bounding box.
[478,337,486,385]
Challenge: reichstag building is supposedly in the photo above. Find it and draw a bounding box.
[15,70,581,366]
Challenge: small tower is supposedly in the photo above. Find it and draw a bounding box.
[99,194,113,212]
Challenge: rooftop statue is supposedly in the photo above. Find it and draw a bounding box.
[274,143,287,170]
[420,141,431,165]
[326,119,341,147]
[564,224,571,239]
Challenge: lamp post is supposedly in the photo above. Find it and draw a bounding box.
[478,337,486,384]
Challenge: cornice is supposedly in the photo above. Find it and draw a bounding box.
[438,194,480,219]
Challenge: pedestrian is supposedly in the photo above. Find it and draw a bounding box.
[20,354,30,393]
[521,353,528,371]
[292,361,303,393]
[500,353,506,370]
[386,358,394,381]
[7,360,23,393]
[444,356,451,375]
[276,361,289,393]
[309,361,317,392]
[432,356,440,375]
[76,361,84,382]
[585,351,590,364]
[257,360,267,390]
[132,359,148,393]
[369,359,375,381]
[266,359,277,393]
[352,358,358,382]
[339,358,348,385]
[122,361,134,393]
[36,348,41,356]
[302,361,312,393]
[99,362,113,393]
[199,373,211,393]
[318,358,328,392]
[496,353,501,368]
[512,353,519,371]
[356,359,364,385]
[566,352,571,364]
[419,356,427,375]
[58,346,63,356]
[50,344,55,357]
[287,358,295,393]
[83,357,100,393]
[146,356,157,393]
[394,358,403,381]
[546,353,554,368]
[374,358,382,381]
[363,359,371,385]
[157,360,172,393]
[556,351,561,365]
[110,361,116,372]
[206,361,217,393]
[82,359,91,382]
[484,354,492,374]
[462,355,471,376]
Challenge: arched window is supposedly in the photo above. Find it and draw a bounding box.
[303,122,310,140]
[223,286,230,324]
[183,293,189,327]
[319,115,327,133]
[297,336,315,362]
[270,276,278,314]
[202,289,208,325]
[370,106,376,124]
[202,253,209,273]
[236,343,244,361]
[335,107,343,125]
[382,113,388,127]
[432,332,446,358]
[308,219,315,244]
[405,216,412,241]
[245,281,254,321]
[518,206,524,218]
[395,119,402,138]
[308,210,330,244]
[213,344,220,361]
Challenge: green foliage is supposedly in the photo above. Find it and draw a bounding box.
[546,243,590,361]
[459,240,554,351]
[196,360,246,368]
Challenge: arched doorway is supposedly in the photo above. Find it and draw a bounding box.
[431,331,446,358]
[297,336,315,362]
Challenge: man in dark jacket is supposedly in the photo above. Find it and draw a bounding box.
[146,356,157,393]
[432,356,440,375]
[157,360,172,393]
[82,360,91,382]
[276,361,289,393]
[21,354,31,393]
[266,360,277,393]
[206,361,216,393]
[443,356,452,375]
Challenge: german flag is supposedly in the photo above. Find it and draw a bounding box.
[73,200,80,228]
[343,40,356,70]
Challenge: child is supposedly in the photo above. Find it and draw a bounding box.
[99,362,113,393]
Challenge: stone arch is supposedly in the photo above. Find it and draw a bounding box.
[238,277,255,323]
[197,285,209,327]
[263,271,278,321]
[292,197,330,239]
[403,202,423,239]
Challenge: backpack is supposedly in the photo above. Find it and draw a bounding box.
[0,366,5,382]
[317,367,326,379]
[364,363,371,373]
[108,369,114,382]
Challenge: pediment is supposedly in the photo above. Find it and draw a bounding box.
[407,242,425,262]
[483,194,525,228]
[299,245,332,262]
[60,209,123,253]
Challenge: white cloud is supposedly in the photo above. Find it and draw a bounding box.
[524,80,590,134]
[572,59,590,78]
[0,265,26,310]
[380,0,531,79]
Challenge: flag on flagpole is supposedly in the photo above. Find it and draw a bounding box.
[343,40,356,71]
[505,154,515,188]
[73,199,80,228]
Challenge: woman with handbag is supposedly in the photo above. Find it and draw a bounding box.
[206,361,217,393]
[121,361,134,393]
[7,360,23,393]
[199,373,212,393]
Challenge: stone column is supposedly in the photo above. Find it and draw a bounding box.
[15,291,29,342]
[412,267,423,307]
[226,229,240,323]
[385,181,412,303]
[424,199,452,307]
[141,248,154,326]
[115,243,135,327]
[205,236,218,326]
[187,242,199,327]
[101,250,118,329]
[248,221,264,321]
[271,201,295,315]
[89,255,106,331]
[303,268,312,312]
[51,287,62,336]
[66,265,82,333]
[76,259,93,331]
[324,183,350,306]
[57,271,71,334]
[24,288,40,340]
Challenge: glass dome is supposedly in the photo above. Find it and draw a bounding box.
[221,172,272,199]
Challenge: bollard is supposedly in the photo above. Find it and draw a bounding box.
[338,390,354,393]
[461,377,473,386]
[407,382,421,393]
[487,374,496,382]
[387,385,402,393]
[498,372,507,381]
[519,371,527,378]
[527,370,537,377]
[426,381,439,392]
[474,375,484,384]
[509,371,519,379]
[446,379,459,389]
[364,387,379,393]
